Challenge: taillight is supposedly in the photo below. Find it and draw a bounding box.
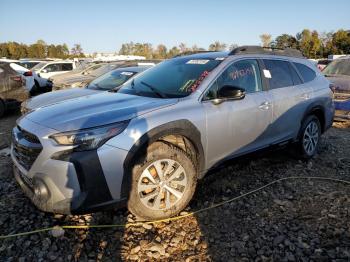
[23,71,33,76]
[10,76,22,82]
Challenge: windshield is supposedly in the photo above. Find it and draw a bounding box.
[323,59,350,76]
[87,69,137,90]
[118,57,222,98]
[32,62,48,71]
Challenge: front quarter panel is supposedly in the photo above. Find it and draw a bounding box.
[105,99,207,172]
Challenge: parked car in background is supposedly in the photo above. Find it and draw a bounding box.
[31,60,77,93]
[317,59,332,71]
[0,63,29,117]
[50,62,115,90]
[47,62,99,86]
[12,46,334,219]
[323,56,350,120]
[51,61,158,91]
[21,66,151,114]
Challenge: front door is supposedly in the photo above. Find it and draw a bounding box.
[202,59,272,169]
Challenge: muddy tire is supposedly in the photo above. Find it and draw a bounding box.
[128,141,197,220]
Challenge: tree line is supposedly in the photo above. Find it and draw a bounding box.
[0,40,85,59]
[118,41,238,59]
[260,29,350,58]
[1,29,349,60]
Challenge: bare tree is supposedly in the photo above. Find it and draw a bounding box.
[259,34,272,47]
[208,41,227,51]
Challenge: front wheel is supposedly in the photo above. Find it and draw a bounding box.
[128,142,197,220]
[295,115,321,159]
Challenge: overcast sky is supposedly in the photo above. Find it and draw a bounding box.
[0,0,349,53]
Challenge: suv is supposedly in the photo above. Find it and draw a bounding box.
[11,46,334,219]
[31,60,77,93]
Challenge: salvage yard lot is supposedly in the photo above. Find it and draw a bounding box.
[0,111,350,261]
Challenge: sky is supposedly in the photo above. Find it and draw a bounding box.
[0,0,349,53]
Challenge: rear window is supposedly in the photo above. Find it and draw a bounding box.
[293,62,316,82]
[288,63,302,85]
[263,60,294,89]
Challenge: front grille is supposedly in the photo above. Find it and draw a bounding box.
[12,126,42,170]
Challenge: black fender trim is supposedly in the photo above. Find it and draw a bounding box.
[120,119,205,200]
[301,102,326,132]
[66,150,114,214]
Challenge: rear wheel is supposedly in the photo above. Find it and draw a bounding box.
[295,115,321,159]
[128,142,197,220]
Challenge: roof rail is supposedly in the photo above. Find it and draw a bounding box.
[173,50,216,58]
[229,45,304,58]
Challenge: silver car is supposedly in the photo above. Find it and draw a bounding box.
[11,46,334,219]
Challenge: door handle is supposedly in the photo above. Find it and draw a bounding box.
[300,93,310,100]
[258,101,271,110]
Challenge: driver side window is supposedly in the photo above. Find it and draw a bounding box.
[205,59,263,100]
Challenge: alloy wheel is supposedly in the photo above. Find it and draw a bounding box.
[137,159,187,211]
[303,121,319,155]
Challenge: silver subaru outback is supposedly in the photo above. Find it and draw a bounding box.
[12,46,334,220]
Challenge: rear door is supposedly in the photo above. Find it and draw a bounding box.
[202,59,273,168]
[261,59,307,142]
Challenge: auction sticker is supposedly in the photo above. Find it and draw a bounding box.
[263,69,272,78]
[120,72,134,76]
[186,59,209,64]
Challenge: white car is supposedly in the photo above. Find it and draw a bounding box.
[31,60,77,93]
[9,63,35,92]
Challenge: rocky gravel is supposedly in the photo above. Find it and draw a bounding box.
[0,111,350,261]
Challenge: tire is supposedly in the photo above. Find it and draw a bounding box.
[0,99,5,118]
[295,115,321,159]
[128,141,197,220]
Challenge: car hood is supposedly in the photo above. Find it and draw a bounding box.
[326,75,350,92]
[24,88,100,110]
[25,92,178,132]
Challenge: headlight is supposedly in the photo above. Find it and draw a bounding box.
[49,121,129,151]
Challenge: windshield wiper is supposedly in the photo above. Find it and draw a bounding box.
[140,81,167,98]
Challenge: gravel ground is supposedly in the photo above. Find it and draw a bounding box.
[0,111,350,261]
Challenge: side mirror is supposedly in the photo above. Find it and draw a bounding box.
[213,85,245,105]
[41,69,47,73]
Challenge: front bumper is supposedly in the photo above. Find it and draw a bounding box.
[11,117,128,214]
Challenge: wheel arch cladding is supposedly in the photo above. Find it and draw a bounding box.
[303,103,326,133]
[120,119,205,200]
